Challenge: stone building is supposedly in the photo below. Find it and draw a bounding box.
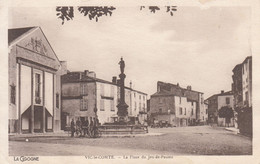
[232,56,252,135]
[203,100,209,124]
[232,56,252,108]
[232,64,243,109]
[150,81,206,127]
[206,91,235,126]
[241,56,252,107]
[61,71,147,128]
[8,27,66,133]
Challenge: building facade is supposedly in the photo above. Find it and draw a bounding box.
[232,64,243,109]
[8,27,66,133]
[150,81,206,127]
[206,91,235,126]
[241,57,252,107]
[232,56,252,135]
[231,56,252,109]
[61,71,147,128]
[203,100,209,124]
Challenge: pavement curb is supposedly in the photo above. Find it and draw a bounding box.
[100,133,164,138]
[225,128,239,134]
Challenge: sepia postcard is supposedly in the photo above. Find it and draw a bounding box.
[1,0,260,163]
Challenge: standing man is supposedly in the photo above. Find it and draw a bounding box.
[76,118,82,136]
[96,118,100,126]
[70,119,75,137]
[81,119,86,136]
[82,117,89,136]
[89,117,93,137]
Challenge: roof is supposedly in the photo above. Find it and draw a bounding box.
[151,81,203,98]
[62,72,147,95]
[242,56,252,64]
[216,91,233,96]
[8,26,61,64]
[151,91,174,97]
[232,63,242,72]
[205,94,217,101]
[88,76,147,95]
[151,89,184,97]
[157,81,203,94]
[206,91,233,100]
[8,27,36,44]
[232,56,252,72]
[187,98,197,102]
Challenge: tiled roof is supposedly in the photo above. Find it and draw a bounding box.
[151,90,173,97]
[87,76,147,95]
[157,81,203,94]
[151,81,202,99]
[62,72,147,95]
[215,91,233,96]
[206,91,233,100]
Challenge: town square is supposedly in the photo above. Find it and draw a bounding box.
[4,3,257,162]
[9,126,251,156]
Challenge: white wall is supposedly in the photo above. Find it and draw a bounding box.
[15,63,19,119]
[203,103,208,121]
[47,116,52,129]
[34,120,41,129]
[191,102,196,119]
[22,116,29,130]
[96,82,147,124]
[242,59,252,107]
[96,82,117,124]
[20,65,31,114]
[45,71,53,116]
[217,95,234,110]
[175,96,192,118]
[128,90,147,118]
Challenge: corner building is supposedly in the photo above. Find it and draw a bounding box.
[206,91,235,127]
[8,27,66,133]
[232,56,252,135]
[150,81,206,127]
[61,71,147,128]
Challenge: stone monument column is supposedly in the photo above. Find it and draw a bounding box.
[117,57,128,122]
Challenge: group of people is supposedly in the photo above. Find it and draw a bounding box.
[70,117,99,138]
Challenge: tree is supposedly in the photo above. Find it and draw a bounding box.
[218,106,234,127]
[56,6,177,24]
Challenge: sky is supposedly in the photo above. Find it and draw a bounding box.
[8,6,251,99]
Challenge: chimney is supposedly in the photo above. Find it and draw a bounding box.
[84,70,89,76]
[88,71,96,78]
[187,85,192,90]
[60,61,67,75]
[130,81,132,89]
[157,82,161,92]
[112,76,117,84]
[177,83,179,87]
[79,72,82,80]
[117,79,121,85]
[221,90,224,94]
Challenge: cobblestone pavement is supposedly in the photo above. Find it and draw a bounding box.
[9,126,252,156]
